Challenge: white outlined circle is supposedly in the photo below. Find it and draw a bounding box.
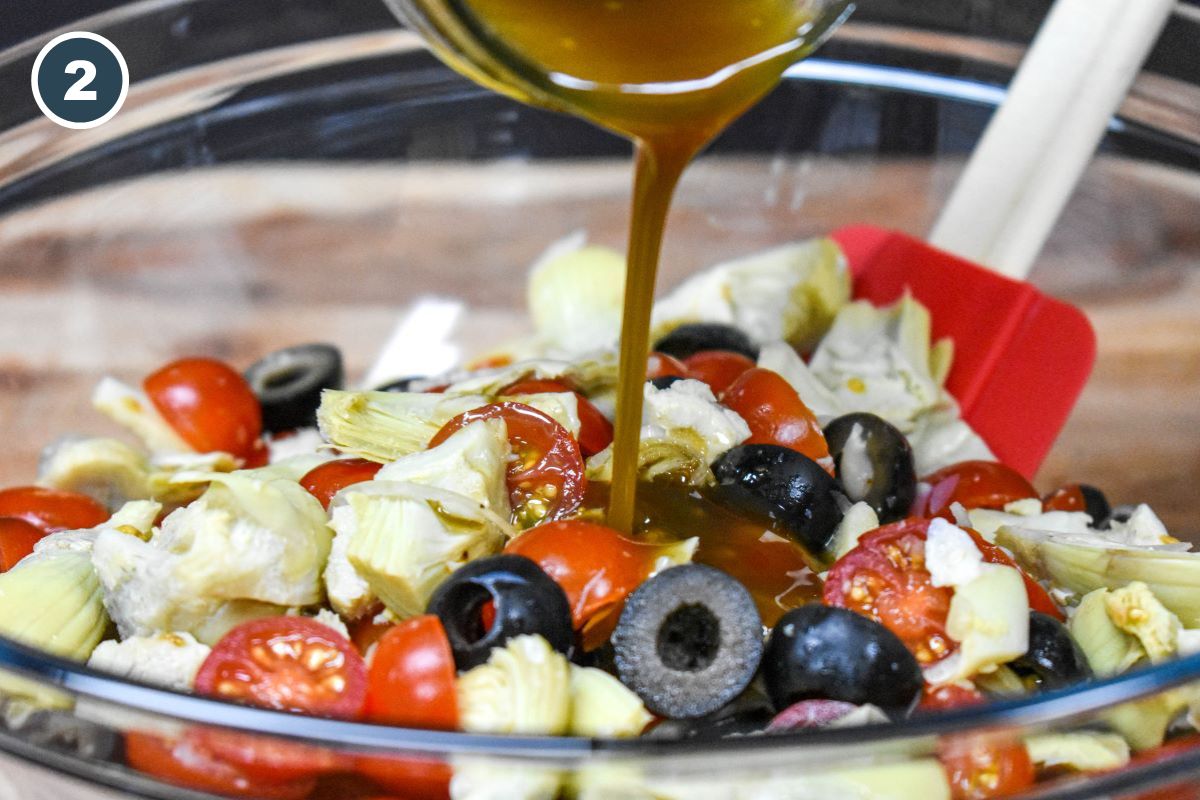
[31,31,130,130]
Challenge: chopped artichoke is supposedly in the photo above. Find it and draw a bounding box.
[496,392,582,438]
[1105,582,1181,662]
[451,759,562,800]
[967,507,1092,544]
[756,340,842,421]
[1025,732,1130,771]
[376,419,512,516]
[91,376,193,454]
[651,238,851,352]
[1069,589,1146,677]
[745,759,952,800]
[87,633,211,691]
[924,563,1029,685]
[264,427,329,465]
[831,501,881,559]
[568,666,652,737]
[640,380,750,467]
[317,390,491,462]
[903,408,996,476]
[1106,504,1177,547]
[0,550,107,661]
[309,608,350,640]
[995,526,1200,627]
[457,635,571,735]
[585,439,708,487]
[1105,687,1198,751]
[974,666,1026,697]
[527,236,625,355]
[338,481,511,619]
[92,470,330,640]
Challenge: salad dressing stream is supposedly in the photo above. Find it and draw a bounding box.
[389,0,851,531]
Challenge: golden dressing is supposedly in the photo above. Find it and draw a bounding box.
[397,0,848,532]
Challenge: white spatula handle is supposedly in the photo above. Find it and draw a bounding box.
[929,0,1176,280]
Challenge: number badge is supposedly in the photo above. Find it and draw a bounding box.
[31,32,129,130]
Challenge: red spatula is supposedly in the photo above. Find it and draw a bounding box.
[827,0,1174,479]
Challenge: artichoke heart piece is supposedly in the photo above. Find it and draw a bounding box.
[526,238,625,356]
[1106,582,1181,662]
[651,238,851,353]
[317,390,490,462]
[92,470,329,641]
[996,526,1200,627]
[377,419,512,517]
[457,634,571,735]
[339,481,511,620]
[1025,732,1130,772]
[924,564,1029,686]
[495,392,582,438]
[0,550,107,661]
[87,632,211,692]
[568,666,652,738]
[1069,589,1146,677]
[91,377,194,454]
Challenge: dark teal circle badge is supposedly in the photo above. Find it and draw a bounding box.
[32,32,129,129]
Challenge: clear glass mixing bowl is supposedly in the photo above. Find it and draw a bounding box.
[0,1,1198,798]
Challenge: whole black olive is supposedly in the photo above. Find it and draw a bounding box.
[1010,611,1093,691]
[823,413,916,524]
[647,688,774,740]
[762,605,922,717]
[426,554,573,670]
[612,564,764,719]
[244,343,343,433]
[653,323,759,361]
[1079,485,1113,526]
[710,444,845,556]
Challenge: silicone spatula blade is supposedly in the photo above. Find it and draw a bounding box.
[832,224,1096,480]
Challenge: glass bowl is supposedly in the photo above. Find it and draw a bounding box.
[1,1,1199,798]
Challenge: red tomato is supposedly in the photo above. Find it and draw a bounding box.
[939,736,1035,800]
[357,754,451,800]
[429,402,585,526]
[125,732,316,799]
[1043,484,1087,513]
[300,459,383,510]
[646,352,691,380]
[823,519,955,665]
[0,486,109,533]
[192,728,345,784]
[720,368,831,468]
[682,350,756,395]
[504,519,664,647]
[0,517,50,571]
[195,617,367,720]
[364,616,458,730]
[917,461,1038,520]
[144,357,266,463]
[1128,735,1200,800]
[919,683,986,713]
[500,379,614,457]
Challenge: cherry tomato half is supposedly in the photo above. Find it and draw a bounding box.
[0,486,109,533]
[823,519,954,665]
[682,350,756,396]
[916,461,1037,520]
[645,352,691,381]
[0,517,50,571]
[357,754,451,800]
[720,368,831,469]
[504,519,665,647]
[195,617,367,720]
[919,683,986,714]
[501,378,613,458]
[429,402,586,527]
[125,732,316,800]
[364,616,458,730]
[144,357,266,464]
[300,458,383,510]
[939,736,1035,800]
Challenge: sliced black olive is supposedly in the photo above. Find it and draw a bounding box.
[426,554,573,670]
[647,687,774,740]
[653,323,759,361]
[612,564,763,719]
[1079,485,1112,526]
[374,376,420,393]
[648,375,687,391]
[1010,611,1093,691]
[244,343,343,434]
[823,413,916,524]
[762,605,922,717]
[710,444,845,556]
